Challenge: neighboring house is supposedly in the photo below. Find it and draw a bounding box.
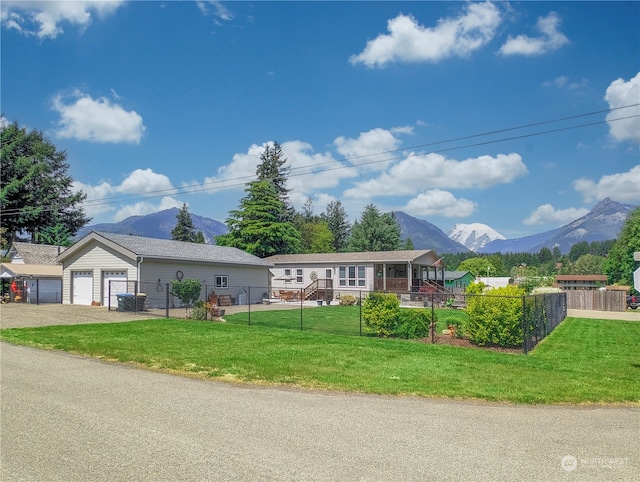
[0,263,63,303]
[476,276,512,289]
[443,271,475,292]
[554,275,608,291]
[56,232,272,307]
[264,250,445,301]
[5,242,67,264]
[1,242,66,303]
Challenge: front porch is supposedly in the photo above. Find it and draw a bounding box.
[373,262,445,293]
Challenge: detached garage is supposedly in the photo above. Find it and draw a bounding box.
[57,231,272,307]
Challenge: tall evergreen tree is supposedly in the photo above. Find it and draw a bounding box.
[322,200,350,252]
[255,141,294,220]
[1,121,90,241]
[216,180,301,257]
[171,204,198,242]
[347,204,401,252]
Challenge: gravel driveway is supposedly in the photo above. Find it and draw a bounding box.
[0,300,318,329]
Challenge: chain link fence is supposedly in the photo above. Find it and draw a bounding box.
[107,281,566,353]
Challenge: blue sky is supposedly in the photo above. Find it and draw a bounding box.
[2,1,639,239]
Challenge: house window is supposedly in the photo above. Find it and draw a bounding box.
[284,268,292,283]
[215,275,229,289]
[339,265,365,287]
[325,269,332,279]
[296,269,303,283]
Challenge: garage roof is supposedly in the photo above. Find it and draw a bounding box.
[0,263,62,278]
[58,232,272,267]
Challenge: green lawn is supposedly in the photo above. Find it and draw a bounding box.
[1,311,638,405]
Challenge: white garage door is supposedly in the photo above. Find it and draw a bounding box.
[72,271,93,305]
[103,271,128,308]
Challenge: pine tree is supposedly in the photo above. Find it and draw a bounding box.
[322,200,350,252]
[216,180,301,257]
[347,204,401,252]
[255,141,293,220]
[1,121,90,241]
[171,204,198,242]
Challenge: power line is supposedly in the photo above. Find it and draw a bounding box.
[2,105,638,216]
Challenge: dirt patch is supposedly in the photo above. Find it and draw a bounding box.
[418,334,522,354]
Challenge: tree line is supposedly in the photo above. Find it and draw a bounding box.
[2,121,638,290]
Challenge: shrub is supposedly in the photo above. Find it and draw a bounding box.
[362,292,400,337]
[339,294,358,306]
[170,278,202,311]
[394,309,430,339]
[464,285,525,347]
[442,316,464,338]
[190,301,208,320]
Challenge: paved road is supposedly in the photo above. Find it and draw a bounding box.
[2,343,638,481]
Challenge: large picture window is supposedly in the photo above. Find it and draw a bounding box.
[339,265,365,287]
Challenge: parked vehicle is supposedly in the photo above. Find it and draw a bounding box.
[627,294,639,309]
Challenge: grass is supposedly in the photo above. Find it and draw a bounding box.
[0,311,638,405]
[224,305,468,336]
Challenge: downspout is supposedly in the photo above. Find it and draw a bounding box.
[137,256,144,294]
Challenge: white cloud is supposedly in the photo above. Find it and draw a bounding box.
[523,204,589,226]
[573,166,640,204]
[350,2,501,67]
[196,1,233,22]
[201,140,359,200]
[74,169,180,222]
[499,12,569,56]
[1,1,125,39]
[52,91,145,143]
[334,127,405,171]
[403,190,477,218]
[604,72,640,144]
[344,152,528,198]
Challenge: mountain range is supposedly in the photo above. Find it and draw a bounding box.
[76,207,227,243]
[78,198,634,254]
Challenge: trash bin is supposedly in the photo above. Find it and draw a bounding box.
[135,293,146,311]
[117,293,146,311]
[117,293,135,311]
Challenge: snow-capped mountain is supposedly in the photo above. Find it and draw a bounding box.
[447,223,506,252]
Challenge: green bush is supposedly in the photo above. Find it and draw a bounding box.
[170,278,202,308]
[394,309,430,339]
[464,285,525,347]
[362,292,400,337]
[339,294,358,306]
[189,300,208,320]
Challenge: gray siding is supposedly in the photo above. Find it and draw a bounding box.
[140,260,271,308]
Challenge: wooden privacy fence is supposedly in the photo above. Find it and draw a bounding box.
[565,290,626,311]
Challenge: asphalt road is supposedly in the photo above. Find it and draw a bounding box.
[1,343,638,481]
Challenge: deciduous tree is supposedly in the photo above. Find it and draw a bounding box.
[604,207,640,287]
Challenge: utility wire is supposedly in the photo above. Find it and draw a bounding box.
[2,105,638,216]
